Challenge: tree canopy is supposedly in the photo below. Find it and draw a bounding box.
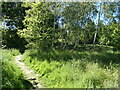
[1,2,120,51]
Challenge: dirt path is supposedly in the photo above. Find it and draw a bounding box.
[15,55,44,89]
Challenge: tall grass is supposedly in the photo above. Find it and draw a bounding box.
[21,46,119,88]
[1,49,33,89]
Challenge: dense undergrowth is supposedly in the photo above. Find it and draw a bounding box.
[1,49,33,89]
[21,45,120,88]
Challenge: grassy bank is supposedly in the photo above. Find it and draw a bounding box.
[21,46,119,88]
[1,49,33,89]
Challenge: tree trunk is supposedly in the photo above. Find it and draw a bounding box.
[92,2,102,49]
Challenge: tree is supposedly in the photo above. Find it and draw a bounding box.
[61,2,96,49]
[98,2,120,50]
[1,2,28,53]
[103,23,120,51]
[18,2,58,51]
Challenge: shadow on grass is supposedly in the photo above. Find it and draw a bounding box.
[21,79,34,89]
[2,79,34,89]
[2,71,34,89]
[28,46,120,67]
[89,52,120,65]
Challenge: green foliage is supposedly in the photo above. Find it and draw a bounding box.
[61,2,96,47]
[1,49,32,88]
[1,2,27,53]
[2,28,26,53]
[109,24,120,51]
[21,46,119,88]
[99,23,120,51]
[16,2,120,51]
[2,2,120,52]
[18,2,56,50]
[2,2,26,30]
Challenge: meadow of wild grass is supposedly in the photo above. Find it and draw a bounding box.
[1,49,33,89]
[21,45,120,88]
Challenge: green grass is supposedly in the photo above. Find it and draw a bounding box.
[21,46,119,88]
[1,49,33,89]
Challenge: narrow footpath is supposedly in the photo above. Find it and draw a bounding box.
[15,55,44,89]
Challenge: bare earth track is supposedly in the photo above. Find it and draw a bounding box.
[15,55,44,89]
